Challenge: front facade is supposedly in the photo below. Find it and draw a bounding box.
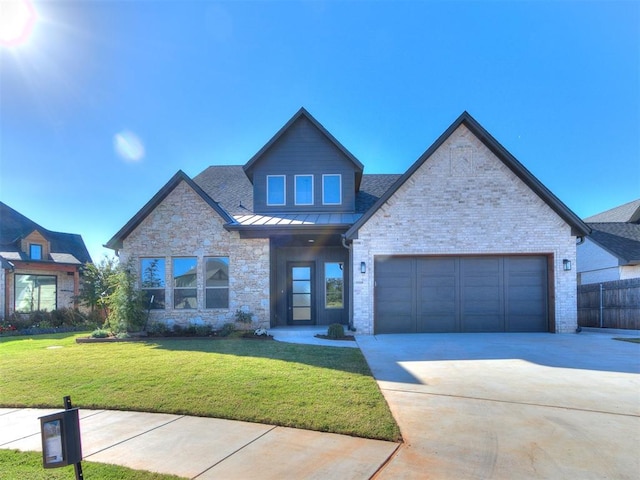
[107,109,589,334]
[0,202,93,318]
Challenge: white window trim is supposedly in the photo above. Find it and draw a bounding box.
[322,174,342,205]
[295,174,314,206]
[266,175,286,206]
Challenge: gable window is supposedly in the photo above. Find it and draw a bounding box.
[141,258,166,309]
[15,274,56,312]
[205,256,229,309]
[173,257,197,309]
[267,175,286,206]
[325,262,344,309]
[323,174,341,205]
[29,244,43,260]
[295,175,314,205]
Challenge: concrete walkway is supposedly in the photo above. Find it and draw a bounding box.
[0,408,397,479]
[357,331,640,480]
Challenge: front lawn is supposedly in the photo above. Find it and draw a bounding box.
[0,449,185,479]
[0,333,400,441]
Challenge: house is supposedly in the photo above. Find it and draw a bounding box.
[0,202,93,318]
[106,109,589,334]
[577,199,640,285]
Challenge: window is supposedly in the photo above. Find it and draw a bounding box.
[15,274,56,312]
[173,257,197,309]
[141,258,165,309]
[323,174,341,205]
[205,257,229,308]
[29,244,43,260]
[325,262,344,309]
[267,175,286,206]
[295,175,314,205]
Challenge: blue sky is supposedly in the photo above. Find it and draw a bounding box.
[1,0,638,263]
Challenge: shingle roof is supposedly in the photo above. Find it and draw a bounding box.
[584,199,640,223]
[193,167,400,220]
[587,222,640,264]
[0,201,92,265]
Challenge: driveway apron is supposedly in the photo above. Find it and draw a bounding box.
[357,332,640,480]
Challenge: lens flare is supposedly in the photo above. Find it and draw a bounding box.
[0,0,37,47]
[114,130,145,162]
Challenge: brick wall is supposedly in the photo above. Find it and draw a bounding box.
[351,124,578,334]
[120,181,270,329]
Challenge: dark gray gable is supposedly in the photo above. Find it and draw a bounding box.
[345,111,591,240]
[105,170,235,251]
[243,107,364,189]
[587,222,640,264]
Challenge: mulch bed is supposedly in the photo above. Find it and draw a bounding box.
[314,334,356,341]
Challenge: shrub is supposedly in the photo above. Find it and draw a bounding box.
[219,322,235,337]
[104,265,145,334]
[194,324,213,337]
[327,323,345,339]
[172,324,184,335]
[148,322,170,336]
[90,329,110,339]
[235,309,253,324]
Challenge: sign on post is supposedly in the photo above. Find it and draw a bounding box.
[39,396,83,478]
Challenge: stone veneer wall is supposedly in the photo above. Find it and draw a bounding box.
[119,181,270,329]
[352,124,578,334]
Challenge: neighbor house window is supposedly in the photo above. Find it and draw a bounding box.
[267,175,286,206]
[15,274,56,312]
[325,262,344,309]
[323,174,341,205]
[173,257,197,309]
[141,258,166,309]
[29,244,43,260]
[295,175,314,205]
[205,256,229,309]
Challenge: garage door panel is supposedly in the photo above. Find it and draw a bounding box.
[375,255,548,334]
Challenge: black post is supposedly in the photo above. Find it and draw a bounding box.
[63,396,84,480]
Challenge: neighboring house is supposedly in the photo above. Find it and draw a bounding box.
[577,199,640,285]
[106,109,589,334]
[0,202,92,318]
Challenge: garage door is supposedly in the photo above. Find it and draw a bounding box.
[374,256,548,333]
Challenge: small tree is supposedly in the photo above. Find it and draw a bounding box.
[104,264,145,334]
[78,256,118,321]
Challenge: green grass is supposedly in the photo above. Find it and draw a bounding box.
[0,333,400,441]
[613,337,640,344]
[0,449,186,479]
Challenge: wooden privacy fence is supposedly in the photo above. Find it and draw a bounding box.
[578,278,640,330]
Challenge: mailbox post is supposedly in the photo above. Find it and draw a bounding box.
[39,396,83,479]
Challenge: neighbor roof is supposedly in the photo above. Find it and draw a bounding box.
[242,107,365,190]
[0,201,92,265]
[345,111,591,240]
[584,199,640,223]
[586,222,640,265]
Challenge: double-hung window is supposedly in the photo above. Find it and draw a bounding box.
[322,174,341,205]
[295,175,314,205]
[141,258,165,309]
[267,175,286,206]
[205,257,229,308]
[173,257,197,309]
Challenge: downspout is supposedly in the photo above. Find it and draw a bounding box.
[341,235,355,331]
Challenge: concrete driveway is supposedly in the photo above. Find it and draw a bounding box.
[357,332,640,480]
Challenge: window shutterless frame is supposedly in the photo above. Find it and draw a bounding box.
[294,174,314,205]
[266,175,286,206]
[322,174,342,205]
[173,257,197,309]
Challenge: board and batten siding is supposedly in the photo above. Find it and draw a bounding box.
[252,116,358,213]
[351,123,578,334]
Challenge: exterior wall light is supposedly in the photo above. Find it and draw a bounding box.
[360,261,366,274]
[563,259,572,271]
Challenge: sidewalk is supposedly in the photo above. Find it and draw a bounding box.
[0,407,398,479]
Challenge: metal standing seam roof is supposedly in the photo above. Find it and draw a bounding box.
[232,213,363,227]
